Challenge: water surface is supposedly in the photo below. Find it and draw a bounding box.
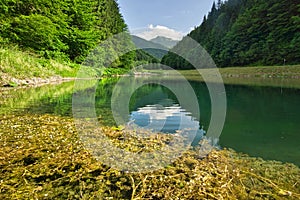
[1,77,300,166]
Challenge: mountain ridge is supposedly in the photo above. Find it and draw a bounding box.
[150,36,179,49]
[131,35,168,59]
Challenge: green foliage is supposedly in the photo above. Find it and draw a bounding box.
[0,0,135,70]
[162,0,300,68]
[102,67,131,77]
[135,49,160,64]
[9,14,65,52]
[82,32,136,73]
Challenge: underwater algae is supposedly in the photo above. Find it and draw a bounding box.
[0,114,299,199]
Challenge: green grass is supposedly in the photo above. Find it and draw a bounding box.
[0,46,99,87]
[0,46,133,86]
[0,46,79,79]
[145,65,300,88]
[182,65,300,78]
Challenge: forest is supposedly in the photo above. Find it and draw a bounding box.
[0,0,135,69]
[1,0,300,73]
[162,0,300,69]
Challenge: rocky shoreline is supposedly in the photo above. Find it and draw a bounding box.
[0,75,75,88]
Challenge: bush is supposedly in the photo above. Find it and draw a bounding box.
[10,14,66,52]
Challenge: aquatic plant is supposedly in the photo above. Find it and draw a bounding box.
[0,114,299,199]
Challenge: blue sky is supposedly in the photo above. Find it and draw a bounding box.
[118,0,215,40]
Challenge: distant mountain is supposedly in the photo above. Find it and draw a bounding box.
[131,35,168,59]
[150,36,179,49]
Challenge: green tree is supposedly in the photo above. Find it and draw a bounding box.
[0,0,135,70]
[162,0,300,68]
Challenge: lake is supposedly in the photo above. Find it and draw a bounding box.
[1,76,300,166]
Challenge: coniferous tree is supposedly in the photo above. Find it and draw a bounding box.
[162,0,300,68]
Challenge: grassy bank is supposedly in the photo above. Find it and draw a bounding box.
[186,65,300,88]
[1,45,300,89]
[0,46,77,78]
[147,65,300,88]
[0,114,299,199]
[0,46,98,87]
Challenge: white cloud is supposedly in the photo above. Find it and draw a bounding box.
[133,24,184,41]
[129,104,199,131]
